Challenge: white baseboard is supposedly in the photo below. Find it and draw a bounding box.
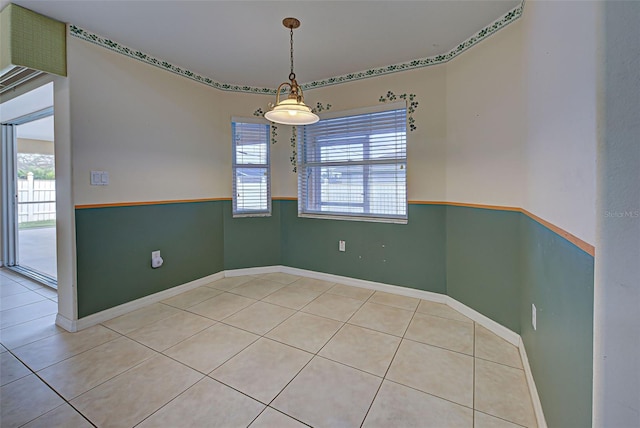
[279,266,448,303]
[55,313,75,332]
[519,338,547,428]
[445,297,520,346]
[57,271,225,332]
[224,265,282,277]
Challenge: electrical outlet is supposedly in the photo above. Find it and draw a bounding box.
[339,240,346,252]
[152,250,161,259]
[532,303,537,330]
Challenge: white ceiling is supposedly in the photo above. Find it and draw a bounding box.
[9,0,520,89]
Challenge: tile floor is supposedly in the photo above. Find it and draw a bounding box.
[0,268,537,427]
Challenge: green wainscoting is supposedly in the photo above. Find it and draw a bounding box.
[446,205,521,332]
[75,201,224,317]
[223,201,282,270]
[280,201,447,294]
[520,216,594,428]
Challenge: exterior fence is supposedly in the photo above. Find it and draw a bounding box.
[17,173,56,223]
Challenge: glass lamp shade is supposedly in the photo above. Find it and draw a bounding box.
[264,98,319,125]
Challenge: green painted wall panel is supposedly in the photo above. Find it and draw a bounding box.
[223,200,282,270]
[446,206,521,332]
[520,216,594,428]
[281,201,446,293]
[75,201,224,317]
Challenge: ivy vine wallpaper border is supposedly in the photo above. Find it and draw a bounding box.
[69,1,523,94]
[379,92,419,132]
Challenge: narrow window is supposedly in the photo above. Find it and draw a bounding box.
[232,121,271,217]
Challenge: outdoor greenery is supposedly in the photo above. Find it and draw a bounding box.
[19,219,56,229]
[17,154,55,180]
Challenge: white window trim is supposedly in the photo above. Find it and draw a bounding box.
[297,102,408,224]
[231,117,272,218]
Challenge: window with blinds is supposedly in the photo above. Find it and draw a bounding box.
[232,121,271,217]
[298,105,407,223]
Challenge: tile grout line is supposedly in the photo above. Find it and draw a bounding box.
[402,335,474,358]
[359,294,420,427]
[474,354,526,371]
[475,409,530,428]
[102,281,350,425]
[11,329,123,373]
[473,321,476,427]
[126,278,333,425]
[383,378,479,412]
[0,313,62,349]
[132,374,209,428]
[0,293,48,311]
[4,347,98,428]
[119,309,218,351]
[247,281,377,423]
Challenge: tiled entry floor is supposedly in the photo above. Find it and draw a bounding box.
[1,269,537,427]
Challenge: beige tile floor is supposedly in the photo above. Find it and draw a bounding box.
[0,268,538,428]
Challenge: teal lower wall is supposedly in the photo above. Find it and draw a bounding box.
[75,201,224,317]
[446,206,594,427]
[75,199,594,427]
[520,216,594,428]
[223,201,282,270]
[281,201,447,294]
[75,200,447,318]
[446,206,521,332]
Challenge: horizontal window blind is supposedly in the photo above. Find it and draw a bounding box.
[232,121,271,216]
[299,107,407,222]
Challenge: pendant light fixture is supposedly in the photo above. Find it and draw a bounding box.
[265,17,319,126]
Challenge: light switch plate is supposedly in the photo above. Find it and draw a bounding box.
[91,171,109,186]
[90,171,102,185]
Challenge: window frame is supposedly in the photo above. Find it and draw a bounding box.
[297,102,408,224]
[231,117,272,218]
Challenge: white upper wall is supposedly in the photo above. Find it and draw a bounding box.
[68,35,270,205]
[68,32,447,204]
[444,0,598,245]
[445,19,525,208]
[522,0,599,245]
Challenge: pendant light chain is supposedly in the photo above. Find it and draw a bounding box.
[264,17,319,126]
[289,26,295,81]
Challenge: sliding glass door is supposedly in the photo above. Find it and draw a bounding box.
[1,107,57,286]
